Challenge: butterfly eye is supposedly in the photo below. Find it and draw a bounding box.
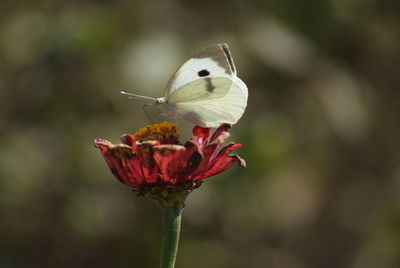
[198,69,210,77]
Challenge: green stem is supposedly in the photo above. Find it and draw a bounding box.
[160,204,183,268]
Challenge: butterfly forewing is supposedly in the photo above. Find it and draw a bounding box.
[165,43,236,98]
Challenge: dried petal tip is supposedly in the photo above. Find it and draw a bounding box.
[233,154,247,168]
[134,121,180,144]
[94,139,113,152]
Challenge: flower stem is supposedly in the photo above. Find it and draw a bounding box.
[160,204,183,268]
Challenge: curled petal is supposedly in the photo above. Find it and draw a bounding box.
[192,126,211,148]
[121,134,136,146]
[217,142,242,156]
[94,139,114,153]
[194,154,246,180]
[192,143,243,180]
[210,124,231,143]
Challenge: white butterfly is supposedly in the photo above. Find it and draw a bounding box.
[121,43,248,127]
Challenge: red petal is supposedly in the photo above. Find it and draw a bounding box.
[194,154,245,180]
[96,143,145,188]
[192,143,242,180]
[210,124,231,143]
[192,126,211,148]
[94,139,113,153]
[121,134,135,146]
[103,146,144,187]
[188,143,221,179]
[137,142,159,183]
[217,142,242,156]
[120,154,145,186]
[179,141,203,182]
[152,143,203,184]
[153,145,187,183]
[190,143,240,178]
[203,143,222,162]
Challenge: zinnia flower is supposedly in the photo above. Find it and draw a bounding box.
[94,122,245,206]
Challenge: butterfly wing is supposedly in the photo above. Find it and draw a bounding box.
[167,76,248,127]
[165,43,236,99]
[163,43,248,127]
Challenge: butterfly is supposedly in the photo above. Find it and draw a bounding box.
[121,43,248,127]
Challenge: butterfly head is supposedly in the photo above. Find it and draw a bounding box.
[155,97,166,105]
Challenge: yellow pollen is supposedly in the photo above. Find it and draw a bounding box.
[134,121,180,144]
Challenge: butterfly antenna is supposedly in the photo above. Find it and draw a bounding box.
[121,91,157,101]
[143,103,154,124]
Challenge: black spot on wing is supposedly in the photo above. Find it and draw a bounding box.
[198,69,210,77]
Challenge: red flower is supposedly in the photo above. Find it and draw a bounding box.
[94,122,245,195]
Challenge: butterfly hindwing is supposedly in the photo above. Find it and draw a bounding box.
[168,77,232,104]
[168,76,248,127]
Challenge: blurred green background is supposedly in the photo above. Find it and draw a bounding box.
[1,0,400,267]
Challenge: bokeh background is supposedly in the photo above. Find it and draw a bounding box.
[1,0,400,267]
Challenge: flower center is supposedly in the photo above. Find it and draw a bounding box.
[134,121,180,144]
